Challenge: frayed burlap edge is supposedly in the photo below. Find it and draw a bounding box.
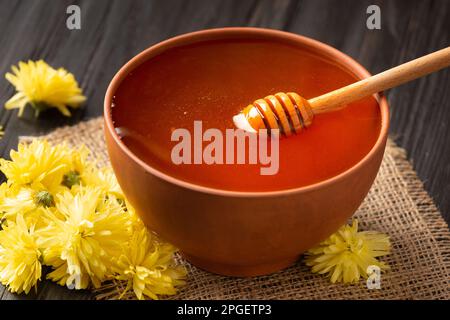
[19,117,450,300]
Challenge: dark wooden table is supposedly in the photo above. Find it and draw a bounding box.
[0,0,449,300]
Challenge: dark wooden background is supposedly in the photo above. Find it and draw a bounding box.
[0,0,448,300]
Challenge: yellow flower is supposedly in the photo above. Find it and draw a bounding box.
[83,167,124,199]
[0,214,42,294]
[0,187,52,226]
[5,60,86,117]
[0,139,186,298]
[61,145,92,189]
[0,187,54,213]
[105,222,186,300]
[0,140,70,191]
[305,219,390,284]
[38,187,131,289]
[0,182,10,217]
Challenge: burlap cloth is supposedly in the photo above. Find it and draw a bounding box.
[24,117,450,300]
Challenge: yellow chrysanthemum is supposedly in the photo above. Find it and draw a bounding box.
[0,140,70,192]
[0,187,52,226]
[5,60,86,117]
[305,219,390,284]
[60,144,93,189]
[0,186,56,213]
[0,139,185,298]
[0,214,42,294]
[83,167,124,199]
[1,188,37,217]
[0,182,10,218]
[102,222,186,300]
[38,187,131,289]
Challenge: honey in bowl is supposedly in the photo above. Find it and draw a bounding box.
[111,38,381,192]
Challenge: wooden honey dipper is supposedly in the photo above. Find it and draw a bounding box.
[233,46,450,136]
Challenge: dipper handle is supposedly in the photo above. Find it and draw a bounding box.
[309,46,450,114]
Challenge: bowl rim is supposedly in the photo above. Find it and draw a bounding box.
[104,27,389,198]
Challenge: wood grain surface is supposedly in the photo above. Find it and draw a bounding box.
[0,0,448,300]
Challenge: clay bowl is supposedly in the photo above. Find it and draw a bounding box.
[104,28,389,277]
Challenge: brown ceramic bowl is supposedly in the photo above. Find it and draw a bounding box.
[104,28,389,277]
